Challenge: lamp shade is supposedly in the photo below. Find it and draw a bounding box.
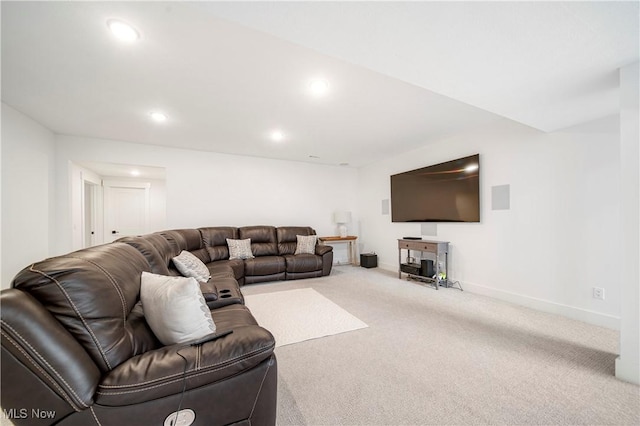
[333,211,352,224]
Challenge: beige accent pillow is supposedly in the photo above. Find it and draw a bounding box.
[140,272,216,345]
[295,235,317,255]
[227,238,254,260]
[172,250,211,282]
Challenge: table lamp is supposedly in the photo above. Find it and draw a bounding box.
[333,211,352,237]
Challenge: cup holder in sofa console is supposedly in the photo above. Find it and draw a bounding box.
[220,289,231,293]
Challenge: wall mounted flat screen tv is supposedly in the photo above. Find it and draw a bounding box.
[391,154,480,222]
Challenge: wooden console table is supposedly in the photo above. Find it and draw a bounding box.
[319,236,358,265]
[397,239,449,290]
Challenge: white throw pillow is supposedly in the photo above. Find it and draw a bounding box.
[172,250,211,282]
[140,272,216,345]
[295,235,317,255]
[227,238,254,260]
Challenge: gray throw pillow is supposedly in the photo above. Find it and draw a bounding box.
[172,250,211,282]
[140,272,216,345]
[227,238,254,260]
[295,235,317,255]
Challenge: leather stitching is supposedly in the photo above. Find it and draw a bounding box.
[98,342,273,389]
[29,265,112,370]
[90,406,103,426]
[1,329,81,410]
[96,345,274,395]
[66,255,128,323]
[249,356,272,420]
[1,322,90,408]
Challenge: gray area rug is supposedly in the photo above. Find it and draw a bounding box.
[245,288,368,347]
[241,267,640,425]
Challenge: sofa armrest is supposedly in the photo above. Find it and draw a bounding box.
[96,325,275,406]
[1,289,101,412]
[315,244,333,256]
[199,281,218,302]
[316,245,334,276]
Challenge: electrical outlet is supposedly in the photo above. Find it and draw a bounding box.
[592,287,605,300]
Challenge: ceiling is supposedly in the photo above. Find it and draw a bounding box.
[2,2,638,168]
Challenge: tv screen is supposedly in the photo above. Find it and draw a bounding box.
[391,154,480,223]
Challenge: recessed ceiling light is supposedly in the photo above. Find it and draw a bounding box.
[107,19,140,42]
[271,130,285,142]
[308,79,330,96]
[130,169,140,177]
[149,111,168,123]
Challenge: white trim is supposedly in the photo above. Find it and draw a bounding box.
[461,281,620,330]
[378,263,620,330]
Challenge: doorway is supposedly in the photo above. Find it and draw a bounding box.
[74,162,166,250]
[103,180,150,243]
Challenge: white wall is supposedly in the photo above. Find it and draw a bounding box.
[616,61,639,385]
[54,135,358,261]
[358,116,621,329]
[1,104,55,288]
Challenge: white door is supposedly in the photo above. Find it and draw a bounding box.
[103,180,150,243]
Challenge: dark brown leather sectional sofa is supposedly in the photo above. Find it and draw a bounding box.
[0,225,332,425]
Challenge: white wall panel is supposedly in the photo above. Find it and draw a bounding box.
[1,104,55,287]
[54,135,358,264]
[358,116,621,328]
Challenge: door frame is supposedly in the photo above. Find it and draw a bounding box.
[80,169,103,248]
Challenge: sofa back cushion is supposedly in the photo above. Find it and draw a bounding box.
[160,229,211,267]
[239,226,278,256]
[200,227,239,261]
[11,243,159,373]
[277,227,316,255]
[117,234,172,275]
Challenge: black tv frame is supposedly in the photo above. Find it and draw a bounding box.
[390,154,480,223]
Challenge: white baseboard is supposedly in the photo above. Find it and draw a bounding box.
[377,263,620,330]
[462,281,620,330]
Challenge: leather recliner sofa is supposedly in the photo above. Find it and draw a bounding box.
[120,225,333,286]
[1,225,332,425]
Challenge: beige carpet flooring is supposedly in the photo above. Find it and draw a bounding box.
[241,266,640,426]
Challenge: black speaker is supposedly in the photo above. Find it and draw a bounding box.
[421,259,435,278]
[360,253,378,268]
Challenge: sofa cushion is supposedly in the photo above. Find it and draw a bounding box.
[200,227,239,261]
[140,272,216,345]
[227,238,255,260]
[277,226,315,255]
[294,235,317,255]
[239,226,278,256]
[172,250,211,282]
[11,243,159,373]
[244,256,285,276]
[284,253,323,273]
[96,305,274,406]
[161,229,211,266]
[117,235,171,275]
[207,259,244,282]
